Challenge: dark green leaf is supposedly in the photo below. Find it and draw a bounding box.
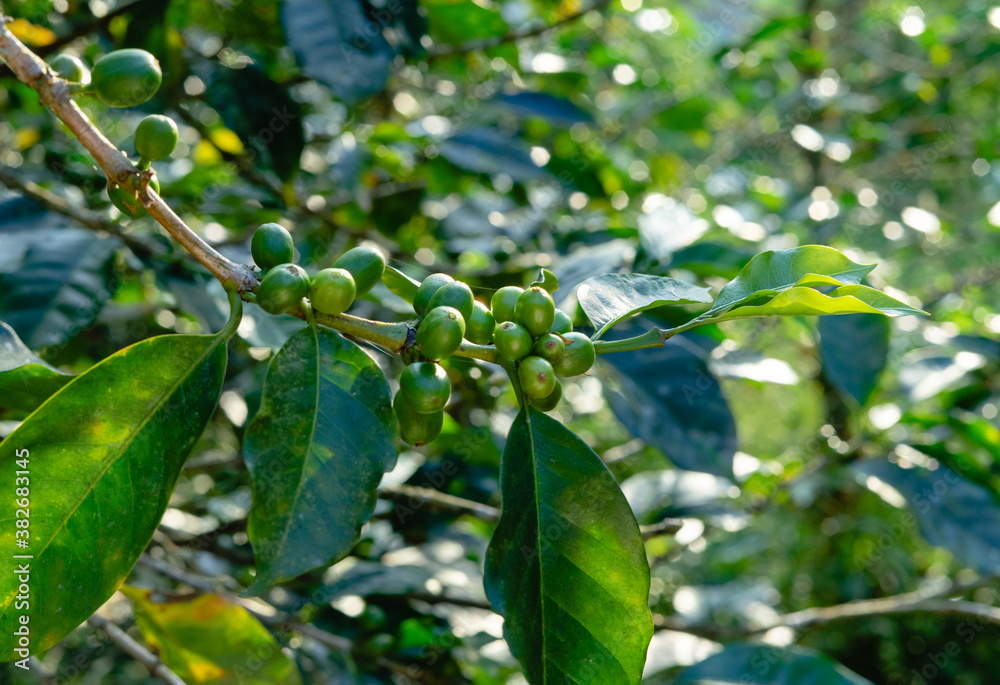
[243,326,397,594]
[818,313,889,406]
[205,65,305,180]
[282,0,394,104]
[578,273,712,339]
[0,320,72,418]
[0,228,119,347]
[440,129,547,182]
[708,245,877,315]
[856,459,1000,574]
[382,265,420,304]
[485,407,652,685]
[123,588,303,684]
[0,332,228,658]
[601,331,736,477]
[676,643,873,684]
[497,92,593,126]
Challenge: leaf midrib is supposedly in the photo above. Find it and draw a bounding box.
[8,335,219,585]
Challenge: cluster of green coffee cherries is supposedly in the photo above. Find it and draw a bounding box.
[249,224,595,446]
[47,47,173,218]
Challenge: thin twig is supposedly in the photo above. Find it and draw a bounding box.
[428,0,613,59]
[86,614,188,685]
[0,164,164,257]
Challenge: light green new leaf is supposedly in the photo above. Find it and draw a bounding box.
[710,284,925,323]
[0,321,72,418]
[530,268,559,293]
[243,326,397,595]
[381,265,420,303]
[578,273,713,340]
[0,331,229,658]
[485,407,652,684]
[708,245,876,315]
[122,587,303,685]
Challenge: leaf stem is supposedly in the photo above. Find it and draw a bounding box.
[217,290,244,342]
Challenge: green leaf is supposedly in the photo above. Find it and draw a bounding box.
[0,320,72,418]
[484,407,652,685]
[709,284,925,323]
[0,229,119,347]
[529,268,559,293]
[243,326,397,594]
[676,643,873,684]
[382,264,420,304]
[601,330,736,477]
[122,587,303,685]
[0,332,229,658]
[856,459,1000,574]
[818,313,890,406]
[578,273,713,340]
[708,245,877,315]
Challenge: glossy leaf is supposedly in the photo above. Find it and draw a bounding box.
[818,313,890,406]
[243,326,397,594]
[710,285,925,322]
[485,407,652,685]
[708,245,877,314]
[282,0,394,104]
[0,227,119,347]
[0,332,229,658]
[676,643,873,684]
[578,273,713,339]
[0,320,71,418]
[123,587,303,685]
[382,264,420,303]
[856,459,1000,573]
[602,330,736,477]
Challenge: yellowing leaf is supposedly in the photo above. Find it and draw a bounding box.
[122,588,302,685]
[15,128,40,150]
[192,139,223,165]
[7,19,56,47]
[209,128,244,154]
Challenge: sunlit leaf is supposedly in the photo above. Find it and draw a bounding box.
[0,332,229,658]
[710,285,925,322]
[382,265,420,304]
[485,407,652,684]
[676,643,873,684]
[123,588,302,685]
[578,273,712,339]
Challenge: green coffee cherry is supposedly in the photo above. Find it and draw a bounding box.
[551,309,573,334]
[334,245,386,296]
[414,273,454,316]
[394,392,443,446]
[251,223,295,270]
[399,362,451,414]
[531,379,562,411]
[494,321,532,361]
[491,286,522,323]
[49,54,88,83]
[465,301,496,345]
[310,268,356,315]
[107,176,160,219]
[417,306,465,361]
[515,286,555,337]
[427,280,474,323]
[556,331,596,377]
[256,263,310,315]
[531,333,565,365]
[91,49,162,108]
[134,114,178,162]
[518,356,556,399]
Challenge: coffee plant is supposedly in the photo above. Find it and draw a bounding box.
[1,2,999,684]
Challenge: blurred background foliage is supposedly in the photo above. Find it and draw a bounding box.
[1,0,1000,683]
